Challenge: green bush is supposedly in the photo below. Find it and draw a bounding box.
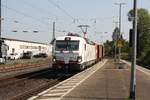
[142,50,150,68]
[121,52,129,60]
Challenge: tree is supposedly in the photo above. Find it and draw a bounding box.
[104,40,114,57]
[128,8,150,67]
[112,27,119,41]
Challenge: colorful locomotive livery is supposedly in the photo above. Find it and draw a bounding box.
[52,33,104,71]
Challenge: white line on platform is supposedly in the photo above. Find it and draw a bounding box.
[28,59,107,100]
[60,59,108,99]
[121,60,150,76]
[56,86,73,89]
[50,89,68,92]
[136,66,150,76]
[43,92,64,96]
[36,98,59,100]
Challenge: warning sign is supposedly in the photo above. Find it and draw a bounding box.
[117,40,123,48]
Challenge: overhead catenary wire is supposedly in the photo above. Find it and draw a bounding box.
[1,17,50,34]
[46,0,80,35]
[22,1,77,24]
[47,0,75,20]
[2,4,49,26]
[20,0,57,17]
[2,5,48,33]
[21,0,81,32]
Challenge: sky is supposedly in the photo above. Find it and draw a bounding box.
[1,0,150,44]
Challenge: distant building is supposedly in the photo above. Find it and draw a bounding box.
[1,37,52,60]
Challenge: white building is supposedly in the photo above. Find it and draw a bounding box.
[1,37,52,59]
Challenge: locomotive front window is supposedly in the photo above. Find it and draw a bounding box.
[56,40,79,51]
[55,41,67,51]
[68,41,79,51]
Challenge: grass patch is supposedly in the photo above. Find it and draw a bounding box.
[0,57,52,69]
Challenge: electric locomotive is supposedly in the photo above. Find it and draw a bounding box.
[52,33,103,71]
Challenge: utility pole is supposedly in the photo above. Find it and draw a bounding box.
[78,25,89,38]
[0,0,2,38]
[0,0,2,63]
[115,3,125,62]
[52,21,55,40]
[51,21,56,59]
[129,0,137,99]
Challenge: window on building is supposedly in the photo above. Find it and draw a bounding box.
[12,48,15,53]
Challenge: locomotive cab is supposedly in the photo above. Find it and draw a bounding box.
[52,35,84,70]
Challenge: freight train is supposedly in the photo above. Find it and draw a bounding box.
[52,33,104,71]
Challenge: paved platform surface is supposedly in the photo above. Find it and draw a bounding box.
[61,59,150,100]
[29,59,150,100]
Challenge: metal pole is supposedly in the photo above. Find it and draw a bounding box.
[0,0,2,60]
[114,24,117,62]
[0,0,2,38]
[118,4,122,62]
[113,21,118,62]
[115,3,125,62]
[53,21,55,40]
[129,0,137,99]
[78,25,89,38]
[114,41,117,61]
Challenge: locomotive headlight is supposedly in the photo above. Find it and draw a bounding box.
[53,58,56,62]
[53,56,56,62]
[77,56,82,62]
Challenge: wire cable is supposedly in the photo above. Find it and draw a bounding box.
[2,4,49,26]
[47,0,75,20]
[20,0,57,17]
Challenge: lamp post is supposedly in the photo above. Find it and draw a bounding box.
[115,3,125,62]
[129,0,137,99]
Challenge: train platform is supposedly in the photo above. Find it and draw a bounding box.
[29,59,150,100]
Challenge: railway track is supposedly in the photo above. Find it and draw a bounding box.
[0,68,77,100]
[0,68,50,88]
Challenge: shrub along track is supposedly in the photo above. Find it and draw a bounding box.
[0,68,77,100]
